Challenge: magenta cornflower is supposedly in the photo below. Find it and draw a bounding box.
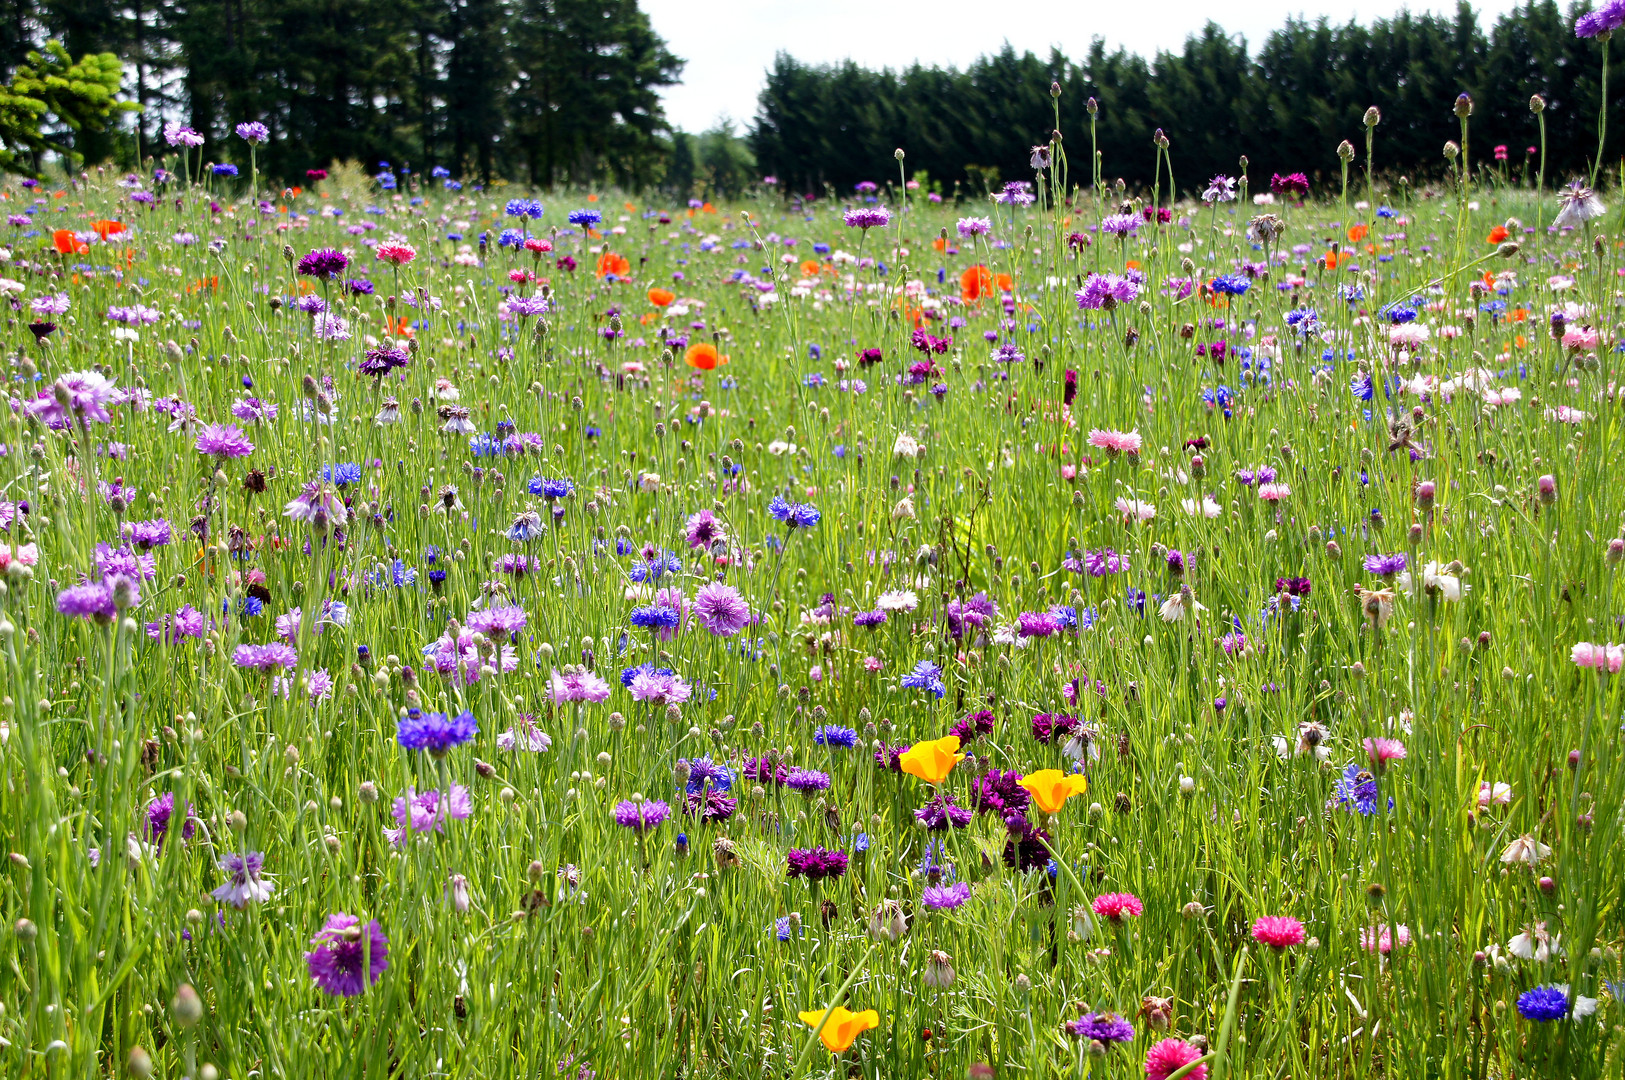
[843,206,891,229]
[1571,641,1625,672]
[1091,892,1143,922]
[1086,428,1142,457]
[1145,1037,1207,1080]
[1251,915,1306,949]
[693,581,751,636]
[613,798,671,830]
[194,422,254,458]
[1363,737,1407,771]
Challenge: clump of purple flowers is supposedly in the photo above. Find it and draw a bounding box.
[914,794,973,831]
[306,913,389,997]
[843,206,891,230]
[613,799,671,831]
[396,707,478,756]
[786,846,848,880]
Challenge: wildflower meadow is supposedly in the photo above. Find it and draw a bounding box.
[10,29,1625,1080]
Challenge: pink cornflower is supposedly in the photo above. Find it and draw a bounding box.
[1145,1037,1207,1080]
[1251,915,1305,949]
[1359,923,1411,953]
[1087,428,1142,457]
[1389,324,1430,351]
[1257,482,1291,502]
[1571,641,1625,672]
[1561,325,1600,352]
[1363,737,1406,771]
[375,243,417,266]
[1115,496,1156,522]
[1092,892,1143,922]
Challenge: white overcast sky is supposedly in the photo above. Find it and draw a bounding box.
[643,0,1529,134]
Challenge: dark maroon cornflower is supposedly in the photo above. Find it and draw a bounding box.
[1002,816,1051,873]
[28,321,55,340]
[742,755,787,785]
[1066,232,1088,251]
[914,794,973,831]
[1141,206,1172,224]
[857,347,883,366]
[1275,576,1312,597]
[1270,172,1310,198]
[949,709,995,743]
[910,328,951,355]
[1031,712,1080,745]
[1063,369,1077,406]
[683,789,737,822]
[360,345,411,378]
[786,846,848,881]
[972,769,1030,817]
[1183,435,1209,450]
[296,248,349,279]
[903,359,936,385]
[873,742,910,771]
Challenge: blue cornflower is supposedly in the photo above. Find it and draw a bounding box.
[568,209,603,227]
[1284,307,1319,334]
[505,198,544,219]
[431,166,450,179]
[630,551,682,582]
[629,605,681,630]
[1375,206,1396,218]
[322,462,362,486]
[1331,764,1380,815]
[619,662,674,687]
[389,559,417,587]
[900,660,947,699]
[212,163,239,178]
[775,916,802,941]
[1382,303,1418,324]
[529,477,574,499]
[396,708,477,756]
[1516,985,1570,1022]
[682,756,735,793]
[497,228,524,248]
[767,494,820,528]
[1048,604,1078,629]
[1210,274,1250,296]
[1350,371,1374,400]
[813,725,859,748]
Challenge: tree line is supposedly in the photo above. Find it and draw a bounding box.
[751,1,1618,197]
[0,0,681,186]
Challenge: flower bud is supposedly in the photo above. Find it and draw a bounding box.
[1364,106,1381,128]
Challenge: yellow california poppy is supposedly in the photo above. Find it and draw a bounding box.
[798,1006,881,1052]
[1018,769,1089,815]
[898,735,963,785]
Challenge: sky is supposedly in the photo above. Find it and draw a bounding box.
[643,0,1530,134]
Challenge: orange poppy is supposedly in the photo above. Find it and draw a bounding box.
[798,1007,880,1053]
[596,252,631,279]
[389,315,414,337]
[1486,225,1509,244]
[799,259,821,277]
[623,201,636,212]
[1018,768,1089,815]
[932,237,947,252]
[186,275,219,295]
[1511,307,1528,322]
[1126,259,1141,270]
[1347,224,1369,243]
[647,287,675,307]
[51,229,86,255]
[639,311,659,325]
[700,202,716,214]
[91,219,125,240]
[684,342,727,371]
[1515,334,1528,348]
[899,735,963,785]
[587,193,599,202]
[959,264,1011,303]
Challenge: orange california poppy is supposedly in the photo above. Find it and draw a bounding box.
[90,219,125,240]
[51,229,86,255]
[1347,224,1369,243]
[647,287,675,307]
[684,342,727,371]
[623,201,636,212]
[596,252,631,279]
[798,1007,880,1053]
[959,265,1012,303]
[1486,225,1509,244]
[1018,768,1089,815]
[799,259,821,277]
[899,735,963,785]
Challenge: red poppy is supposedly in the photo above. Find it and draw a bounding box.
[596,252,630,278]
[684,343,727,371]
[52,229,86,255]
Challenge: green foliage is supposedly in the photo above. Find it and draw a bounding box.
[0,39,133,174]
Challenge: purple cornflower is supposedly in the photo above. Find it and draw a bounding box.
[914,794,973,831]
[972,769,1030,816]
[683,789,737,822]
[612,799,671,830]
[949,710,995,743]
[283,482,348,531]
[360,345,411,377]
[56,582,117,622]
[744,755,789,785]
[786,846,848,880]
[235,121,269,143]
[232,642,299,671]
[945,591,996,638]
[1364,553,1408,578]
[873,743,910,772]
[784,768,832,794]
[1075,273,1140,311]
[627,668,693,705]
[693,581,751,636]
[466,604,527,636]
[853,609,887,629]
[956,216,992,237]
[922,881,971,909]
[211,852,274,907]
[1100,213,1140,237]
[124,518,173,549]
[1016,610,1061,638]
[683,508,725,548]
[1031,712,1080,745]
[1084,548,1125,576]
[386,786,472,842]
[145,792,196,847]
[306,914,389,997]
[1069,1012,1135,1044]
[194,422,254,458]
[843,206,891,229]
[296,248,349,279]
[900,660,946,698]
[396,708,478,756]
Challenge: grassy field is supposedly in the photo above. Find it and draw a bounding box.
[0,122,1623,1079]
